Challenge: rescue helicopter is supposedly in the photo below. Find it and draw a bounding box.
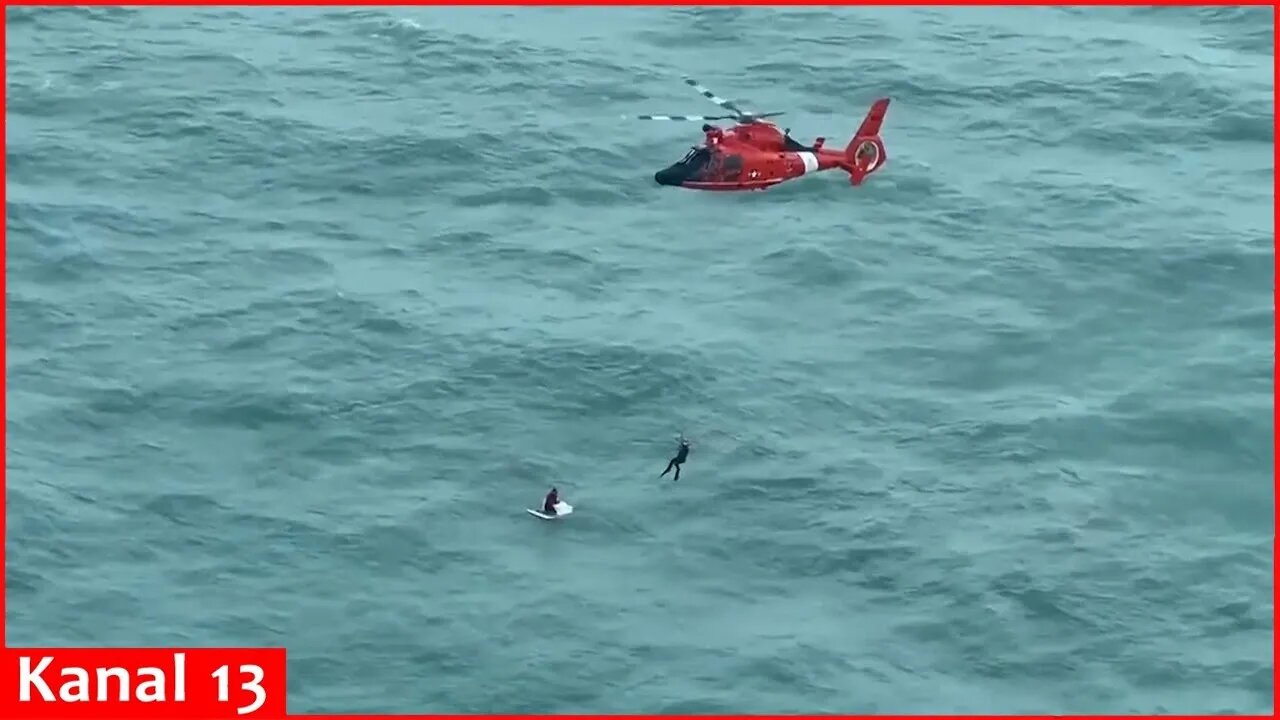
[628,77,891,191]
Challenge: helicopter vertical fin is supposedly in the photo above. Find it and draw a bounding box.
[852,97,889,139]
[842,97,890,186]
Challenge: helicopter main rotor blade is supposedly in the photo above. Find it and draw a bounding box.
[683,77,748,117]
[627,114,738,122]
[740,111,786,122]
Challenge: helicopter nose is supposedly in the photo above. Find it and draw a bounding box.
[654,167,682,186]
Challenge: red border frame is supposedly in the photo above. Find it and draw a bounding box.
[2,1,1275,718]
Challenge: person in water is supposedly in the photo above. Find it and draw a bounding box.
[660,436,691,482]
[543,487,560,515]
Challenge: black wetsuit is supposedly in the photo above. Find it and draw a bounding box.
[660,441,690,481]
[543,492,559,515]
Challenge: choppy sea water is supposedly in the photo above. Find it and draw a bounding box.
[5,5,1274,714]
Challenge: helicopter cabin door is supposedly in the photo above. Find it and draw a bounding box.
[706,152,744,183]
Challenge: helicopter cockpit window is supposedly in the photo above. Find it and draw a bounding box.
[678,147,710,169]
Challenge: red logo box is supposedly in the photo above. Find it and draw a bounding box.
[1,648,287,720]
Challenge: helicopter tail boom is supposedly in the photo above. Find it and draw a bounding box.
[839,97,891,186]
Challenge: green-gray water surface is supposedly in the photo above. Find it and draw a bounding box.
[5,5,1274,714]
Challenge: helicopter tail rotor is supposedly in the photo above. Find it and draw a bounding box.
[839,97,891,186]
